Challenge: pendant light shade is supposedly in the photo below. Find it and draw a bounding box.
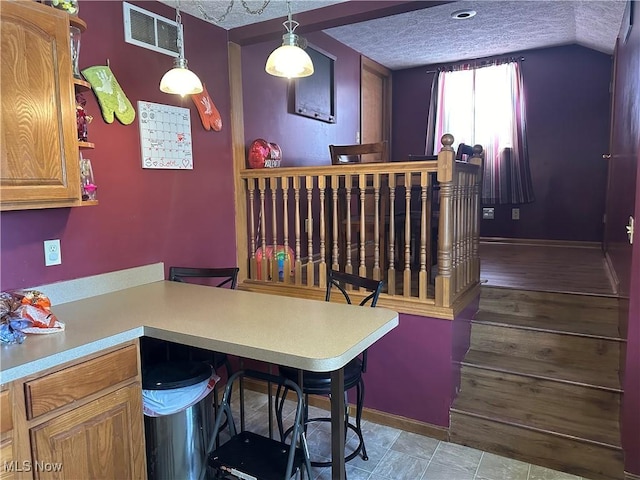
[160,57,203,95]
[160,2,203,96]
[265,33,314,78]
[265,2,313,79]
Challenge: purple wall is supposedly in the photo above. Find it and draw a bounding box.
[366,314,453,426]
[617,2,640,475]
[0,1,236,291]
[241,32,361,167]
[623,151,640,476]
[392,45,611,242]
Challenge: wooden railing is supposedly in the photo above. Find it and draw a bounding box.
[237,135,483,317]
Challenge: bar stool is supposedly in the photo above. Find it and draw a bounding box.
[274,268,384,467]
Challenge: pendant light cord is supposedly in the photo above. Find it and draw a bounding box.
[176,0,184,58]
[284,0,299,34]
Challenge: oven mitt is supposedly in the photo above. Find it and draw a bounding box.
[82,65,136,125]
[191,84,222,132]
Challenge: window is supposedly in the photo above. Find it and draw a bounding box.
[430,60,535,205]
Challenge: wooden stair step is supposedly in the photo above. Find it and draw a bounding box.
[474,309,621,340]
[449,411,624,480]
[462,349,621,391]
[480,287,619,325]
[471,323,622,372]
[454,366,621,447]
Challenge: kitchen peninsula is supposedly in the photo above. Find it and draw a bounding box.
[0,263,399,480]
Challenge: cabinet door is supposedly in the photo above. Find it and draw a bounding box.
[30,384,146,480]
[0,439,15,480]
[1,1,80,210]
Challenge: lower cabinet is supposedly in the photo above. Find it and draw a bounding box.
[4,342,146,480]
[1,387,14,480]
[30,384,145,480]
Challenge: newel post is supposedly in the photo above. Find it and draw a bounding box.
[435,134,455,307]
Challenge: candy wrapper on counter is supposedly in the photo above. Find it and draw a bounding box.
[0,290,65,345]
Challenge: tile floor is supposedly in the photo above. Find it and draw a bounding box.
[217,389,585,480]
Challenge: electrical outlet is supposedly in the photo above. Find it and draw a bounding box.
[512,208,520,220]
[482,207,495,220]
[304,219,309,233]
[44,239,62,266]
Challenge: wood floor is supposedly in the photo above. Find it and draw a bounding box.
[451,241,624,480]
[479,241,616,296]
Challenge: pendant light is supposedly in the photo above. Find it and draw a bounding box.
[265,0,314,79]
[160,0,203,96]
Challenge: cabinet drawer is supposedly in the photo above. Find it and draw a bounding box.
[25,345,138,419]
[0,390,11,434]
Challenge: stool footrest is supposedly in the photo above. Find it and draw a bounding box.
[283,417,367,468]
[209,431,307,480]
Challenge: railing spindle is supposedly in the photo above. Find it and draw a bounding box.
[387,173,396,295]
[331,175,339,271]
[248,178,257,280]
[294,176,302,285]
[419,171,428,300]
[306,176,314,287]
[258,177,268,282]
[451,182,460,293]
[271,177,279,283]
[318,175,327,288]
[346,175,353,275]
[359,174,367,279]
[373,173,381,281]
[403,172,412,297]
[282,176,291,284]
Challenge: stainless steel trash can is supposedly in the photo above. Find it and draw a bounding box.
[143,361,214,480]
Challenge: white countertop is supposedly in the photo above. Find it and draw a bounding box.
[0,281,399,383]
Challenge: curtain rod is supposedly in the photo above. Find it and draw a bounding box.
[426,56,525,74]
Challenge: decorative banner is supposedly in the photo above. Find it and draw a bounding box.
[138,101,193,170]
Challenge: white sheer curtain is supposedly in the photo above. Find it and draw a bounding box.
[431,61,535,205]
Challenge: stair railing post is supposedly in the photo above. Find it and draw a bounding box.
[436,134,456,307]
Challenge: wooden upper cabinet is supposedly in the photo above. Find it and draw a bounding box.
[1,0,81,210]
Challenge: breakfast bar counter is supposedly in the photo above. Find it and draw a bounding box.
[1,281,398,383]
[0,269,398,480]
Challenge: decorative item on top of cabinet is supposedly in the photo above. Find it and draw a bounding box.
[0,1,94,211]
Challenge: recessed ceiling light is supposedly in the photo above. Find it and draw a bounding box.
[451,9,477,20]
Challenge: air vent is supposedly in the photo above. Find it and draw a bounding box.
[123,2,179,57]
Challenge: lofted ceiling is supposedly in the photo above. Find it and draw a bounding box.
[166,0,627,70]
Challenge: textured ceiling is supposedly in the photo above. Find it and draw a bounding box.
[168,0,347,29]
[324,1,626,69]
[167,0,627,70]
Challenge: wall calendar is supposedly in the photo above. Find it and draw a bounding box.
[138,101,193,170]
